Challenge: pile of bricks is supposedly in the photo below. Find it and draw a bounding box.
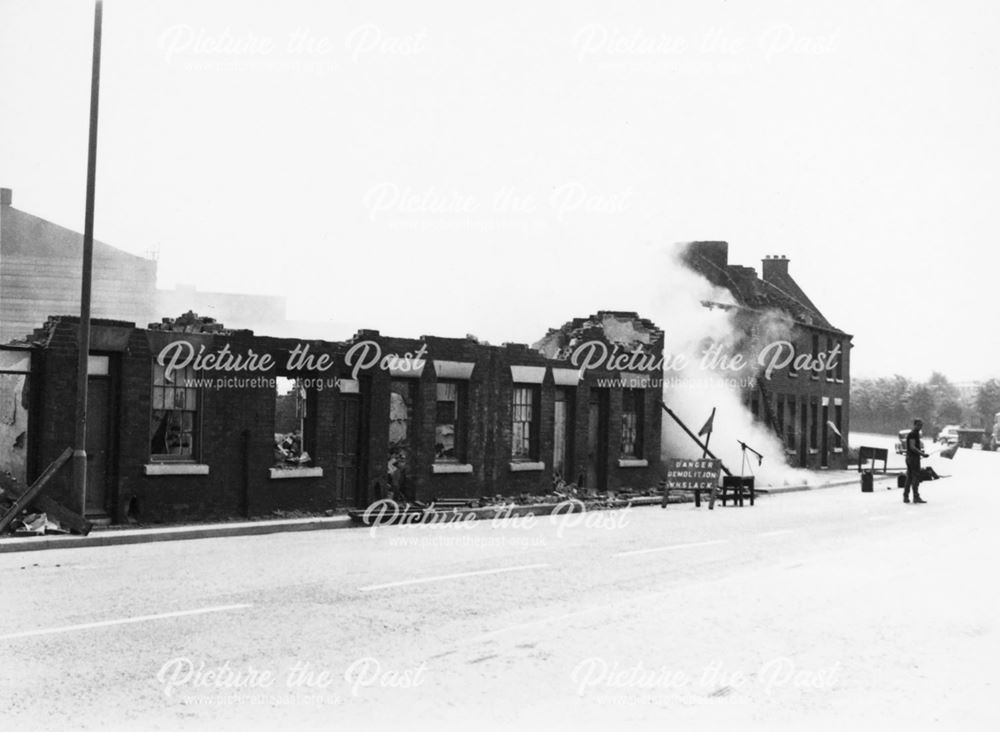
[147,311,233,334]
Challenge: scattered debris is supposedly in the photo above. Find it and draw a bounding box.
[147,311,247,335]
[273,431,311,467]
[0,447,91,538]
[13,512,68,536]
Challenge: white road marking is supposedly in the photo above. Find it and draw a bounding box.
[615,539,728,558]
[758,529,795,537]
[0,603,252,641]
[359,563,550,592]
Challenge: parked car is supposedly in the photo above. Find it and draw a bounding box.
[895,429,910,455]
[936,425,960,445]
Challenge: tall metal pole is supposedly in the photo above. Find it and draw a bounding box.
[73,0,103,516]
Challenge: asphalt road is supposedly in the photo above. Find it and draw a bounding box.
[2,451,997,732]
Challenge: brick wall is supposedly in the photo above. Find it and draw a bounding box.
[26,318,665,522]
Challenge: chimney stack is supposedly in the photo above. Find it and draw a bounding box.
[761,254,789,281]
[0,188,11,207]
[684,241,729,271]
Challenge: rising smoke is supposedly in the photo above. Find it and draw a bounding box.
[639,242,817,487]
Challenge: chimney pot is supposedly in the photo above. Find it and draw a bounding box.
[0,188,11,206]
[761,254,790,281]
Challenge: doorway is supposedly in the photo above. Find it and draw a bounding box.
[85,355,117,519]
[586,389,608,491]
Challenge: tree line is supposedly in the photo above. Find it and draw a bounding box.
[851,373,1000,437]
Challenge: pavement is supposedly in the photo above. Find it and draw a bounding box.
[1,450,990,731]
[0,470,893,554]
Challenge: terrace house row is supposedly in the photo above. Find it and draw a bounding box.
[683,241,853,470]
[0,311,665,524]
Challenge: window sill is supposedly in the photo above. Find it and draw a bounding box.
[617,458,649,468]
[785,448,798,455]
[809,449,819,455]
[833,448,844,454]
[788,373,798,378]
[432,463,473,474]
[269,467,324,480]
[144,463,210,476]
[509,461,545,472]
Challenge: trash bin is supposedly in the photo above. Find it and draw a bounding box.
[861,471,874,492]
[897,473,906,489]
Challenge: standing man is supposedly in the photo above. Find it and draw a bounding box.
[904,418,929,504]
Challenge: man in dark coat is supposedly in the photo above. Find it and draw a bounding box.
[904,418,929,504]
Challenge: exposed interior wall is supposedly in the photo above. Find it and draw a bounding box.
[0,372,29,485]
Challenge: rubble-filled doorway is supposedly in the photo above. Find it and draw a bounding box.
[334,393,362,506]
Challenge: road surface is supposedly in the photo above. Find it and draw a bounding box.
[1,450,996,731]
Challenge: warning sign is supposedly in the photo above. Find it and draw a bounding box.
[664,458,722,491]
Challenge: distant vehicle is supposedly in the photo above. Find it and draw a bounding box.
[936,425,960,445]
[954,427,995,451]
[895,429,910,455]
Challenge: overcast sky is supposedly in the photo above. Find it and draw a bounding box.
[2,0,998,381]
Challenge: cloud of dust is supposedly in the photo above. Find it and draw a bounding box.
[639,243,818,487]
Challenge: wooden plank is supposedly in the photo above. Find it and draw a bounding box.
[0,472,93,535]
[0,447,73,536]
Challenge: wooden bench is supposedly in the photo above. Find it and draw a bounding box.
[858,446,889,473]
[718,476,755,507]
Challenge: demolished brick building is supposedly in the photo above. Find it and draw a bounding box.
[1,311,665,524]
[683,241,853,470]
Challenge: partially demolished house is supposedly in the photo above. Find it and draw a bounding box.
[683,241,852,470]
[3,311,664,523]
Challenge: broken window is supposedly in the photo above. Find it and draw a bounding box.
[150,362,198,460]
[511,385,538,461]
[775,394,785,439]
[388,379,416,493]
[435,381,465,462]
[620,389,644,459]
[274,377,312,467]
[834,403,844,450]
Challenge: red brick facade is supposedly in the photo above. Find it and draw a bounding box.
[684,242,853,470]
[18,313,665,523]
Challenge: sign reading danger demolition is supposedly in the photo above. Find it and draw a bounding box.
[664,458,722,491]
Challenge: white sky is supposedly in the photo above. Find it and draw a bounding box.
[2,0,998,381]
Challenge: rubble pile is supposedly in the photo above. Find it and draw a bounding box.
[0,474,69,536]
[147,311,238,334]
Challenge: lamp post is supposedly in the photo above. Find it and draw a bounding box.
[73,0,103,516]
